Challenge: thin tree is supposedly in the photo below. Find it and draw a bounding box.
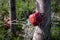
[32,0,51,40]
[9,0,16,35]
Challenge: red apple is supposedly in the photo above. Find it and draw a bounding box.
[29,11,42,26]
[6,18,10,29]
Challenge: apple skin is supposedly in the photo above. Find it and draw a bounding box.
[6,18,10,29]
[29,11,43,26]
[6,20,10,29]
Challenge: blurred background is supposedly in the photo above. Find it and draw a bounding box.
[0,0,60,40]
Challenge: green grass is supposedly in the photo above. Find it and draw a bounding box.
[51,26,60,40]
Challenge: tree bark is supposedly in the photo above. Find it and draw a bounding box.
[32,0,51,40]
[9,0,16,35]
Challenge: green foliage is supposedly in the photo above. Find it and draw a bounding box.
[16,0,36,20]
[51,0,60,12]
[51,26,60,40]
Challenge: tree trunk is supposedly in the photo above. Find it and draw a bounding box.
[32,0,51,40]
[9,0,16,35]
